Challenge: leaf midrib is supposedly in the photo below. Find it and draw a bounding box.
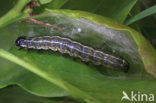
[0,49,102,103]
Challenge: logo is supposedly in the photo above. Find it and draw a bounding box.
[121,91,154,102]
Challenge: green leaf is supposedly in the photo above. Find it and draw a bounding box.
[45,0,69,9]
[0,9,156,103]
[0,86,80,103]
[0,52,69,97]
[0,0,17,17]
[33,0,68,14]
[39,0,52,4]
[125,5,156,25]
[0,0,30,28]
[108,0,137,23]
[62,0,137,23]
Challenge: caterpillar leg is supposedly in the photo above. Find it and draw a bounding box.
[37,50,41,54]
[84,62,89,66]
[27,48,31,53]
[61,54,67,58]
[71,57,77,61]
[18,47,24,50]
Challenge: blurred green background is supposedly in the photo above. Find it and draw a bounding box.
[0,0,156,103]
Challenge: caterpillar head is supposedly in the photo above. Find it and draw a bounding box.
[15,36,27,47]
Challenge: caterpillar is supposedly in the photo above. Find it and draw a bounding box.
[15,36,129,72]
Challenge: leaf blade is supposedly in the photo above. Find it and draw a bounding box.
[0,49,101,103]
[125,5,156,25]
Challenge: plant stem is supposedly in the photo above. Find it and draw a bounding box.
[0,0,30,28]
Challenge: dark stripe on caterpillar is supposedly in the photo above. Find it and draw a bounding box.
[15,36,129,72]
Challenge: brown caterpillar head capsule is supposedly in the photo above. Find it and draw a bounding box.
[15,36,27,47]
